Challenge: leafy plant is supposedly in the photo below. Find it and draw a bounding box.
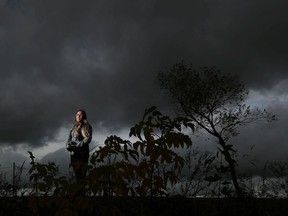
[90,106,194,197]
[27,151,77,215]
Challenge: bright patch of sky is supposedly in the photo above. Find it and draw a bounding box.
[247,79,288,108]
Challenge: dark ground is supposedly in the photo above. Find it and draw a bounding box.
[1,196,287,216]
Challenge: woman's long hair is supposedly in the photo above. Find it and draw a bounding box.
[71,109,90,137]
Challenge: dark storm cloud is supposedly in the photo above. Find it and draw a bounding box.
[0,0,288,152]
[201,0,288,88]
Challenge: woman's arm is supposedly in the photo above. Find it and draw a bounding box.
[77,124,92,148]
[66,129,76,152]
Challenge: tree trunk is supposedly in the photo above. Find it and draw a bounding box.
[218,137,243,198]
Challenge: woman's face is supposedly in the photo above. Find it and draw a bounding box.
[75,111,84,122]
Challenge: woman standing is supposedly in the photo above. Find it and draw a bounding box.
[66,109,92,183]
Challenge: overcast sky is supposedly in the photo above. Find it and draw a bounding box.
[0,0,288,175]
